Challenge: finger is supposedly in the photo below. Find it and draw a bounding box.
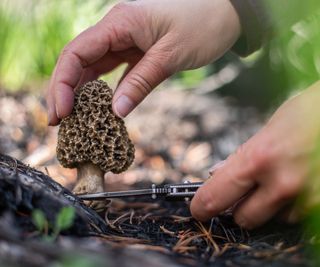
[48,5,137,124]
[51,25,111,120]
[190,144,257,221]
[112,40,174,117]
[46,67,60,126]
[233,183,289,229]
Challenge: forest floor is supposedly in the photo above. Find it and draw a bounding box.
[0,86,314,267]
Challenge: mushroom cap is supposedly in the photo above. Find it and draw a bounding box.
[56,80,135,174]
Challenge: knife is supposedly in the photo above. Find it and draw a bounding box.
[77,181,204,201]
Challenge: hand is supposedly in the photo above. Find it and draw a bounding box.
[47,0,240,125]
[191,81,320,229]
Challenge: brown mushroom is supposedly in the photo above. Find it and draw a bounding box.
[56,80,135,211]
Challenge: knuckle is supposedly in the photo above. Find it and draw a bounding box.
[231,143,249,169]
[104,2,144,49]
[127,72,152,97]
[145,54,170,78]
[60,46,88,67]
[222,145,255,187]
[248,142,275,172]
[273,177,300,202]
[154,47,178,75]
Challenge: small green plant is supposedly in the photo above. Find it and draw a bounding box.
[32,209,49,235]
[32,206,76,241]
[55,206,76,233]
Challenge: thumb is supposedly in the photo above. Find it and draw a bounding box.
[112,41,174,117]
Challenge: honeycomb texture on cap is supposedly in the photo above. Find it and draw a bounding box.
[56,80,135,173]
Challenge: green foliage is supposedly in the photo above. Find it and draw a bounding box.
[301,138,320,264]
[303,204,320,264]
[55,206,76,233]
[0,3,25,89]
[0,0,111,91]
[32,209,47,233]
[266,5,320,92]
[31,208,104,267]
[31,206,75,241]
[29,2,75,79]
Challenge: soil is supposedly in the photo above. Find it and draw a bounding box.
[0,87,314,267]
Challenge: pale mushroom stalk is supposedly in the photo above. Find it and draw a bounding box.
[76,162,105,193]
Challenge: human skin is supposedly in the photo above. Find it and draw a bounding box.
[46,0,241,124]
[47,0,320,229]
[191,81,320,229]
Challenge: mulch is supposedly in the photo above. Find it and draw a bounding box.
[0,153,310,267]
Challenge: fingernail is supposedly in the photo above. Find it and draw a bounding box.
[209,160,226,175]
[114,95,134,118]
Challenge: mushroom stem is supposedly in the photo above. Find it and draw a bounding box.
[76,162,105,191]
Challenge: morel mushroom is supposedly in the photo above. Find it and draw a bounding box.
[56,80,135,211]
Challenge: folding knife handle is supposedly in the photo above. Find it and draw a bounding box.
[164,182,203,199]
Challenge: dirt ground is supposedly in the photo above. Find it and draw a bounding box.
[0,86,313,267]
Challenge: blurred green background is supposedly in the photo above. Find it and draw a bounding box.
[0,0,111,91]
[1,0,320,263]
[0,0,212,92]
